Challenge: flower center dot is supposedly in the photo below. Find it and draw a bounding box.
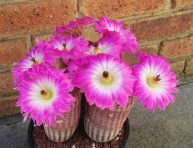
[62,43,66,49]
[31,57,39,65]
[103,71,109,78]
[100,71,114,85]
[40,89,53,100]
[146,75,161,88]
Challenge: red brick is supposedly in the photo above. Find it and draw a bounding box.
[160,37,193,60]
[0,96,19,117]
[0,39,26,66]
[172,0,193,9]
[186,58,193,75]
[0,72,15,94]
[122,44,158,66]
[171,60,185,77]
[122,53,139,66]
[0,0,31,5]
[0,0,76,36]
[141,44,158,55]
[32,33,51,45]
[131,12,193,41]
[80,0,165,18]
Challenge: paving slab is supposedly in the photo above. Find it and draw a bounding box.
[128,76,193,148]
[0,115,29,148]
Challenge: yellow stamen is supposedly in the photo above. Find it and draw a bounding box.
[100,71,114,85]
[40,89,53,100]
[146,75,161,88]
[94,47,101,55]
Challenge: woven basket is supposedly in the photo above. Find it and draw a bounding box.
[43,89,81,142]
[84,97,134,142]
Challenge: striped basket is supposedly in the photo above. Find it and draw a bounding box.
[84,97,135,142]
[43,89,81,142]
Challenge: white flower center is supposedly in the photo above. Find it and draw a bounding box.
[55,42,66,51]
[29,78,58,108]
[31,57,39,65]
[55,41,74,51]
[90,62,123,96]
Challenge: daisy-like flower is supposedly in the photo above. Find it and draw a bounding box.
[51,36,88,62]
[133,55,179,112]
[73,54,135,109]
[16,66,74,126]
[94,17,138,53]
[87,31,122,58]
[12,41,55,85]
[53,16,94,38]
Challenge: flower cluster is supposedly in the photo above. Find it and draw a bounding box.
[13,17,179,126]
[12,41,75,126]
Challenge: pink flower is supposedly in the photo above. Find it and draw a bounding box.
[94,17,139,53]
[12,41,55,86]
[73,54,135,109]
[87,31,122,58]
[51,36,88,63]
[67,55,93,79]
[133,55,179,112]
[53,16,94,38]
[16,66,75,126]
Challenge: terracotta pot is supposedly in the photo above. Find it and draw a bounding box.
[43,89,81,142]
[84,97,134,142]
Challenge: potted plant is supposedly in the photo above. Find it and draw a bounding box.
[12,40,81,142]
[66,17,179,142]
[12,16,179,147]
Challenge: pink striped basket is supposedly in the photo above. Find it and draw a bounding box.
[84,97,135,142]
[43,89,81,142]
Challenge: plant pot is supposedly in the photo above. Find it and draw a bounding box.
[43,88,81,142]
[28,96,131,147]
[84,97,135,142]
[28,116,130,148]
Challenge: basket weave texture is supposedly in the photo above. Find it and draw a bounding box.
[43,89,81,142]
[84,97,135,142]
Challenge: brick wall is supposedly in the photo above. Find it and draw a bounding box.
[0,0,193,116]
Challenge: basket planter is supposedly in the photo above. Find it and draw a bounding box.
[43,89,81,142]
[84,97,135,142]
[28,115,130,148]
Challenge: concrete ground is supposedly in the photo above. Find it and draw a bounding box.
[0,76,193,148]
[128,76,193,148]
